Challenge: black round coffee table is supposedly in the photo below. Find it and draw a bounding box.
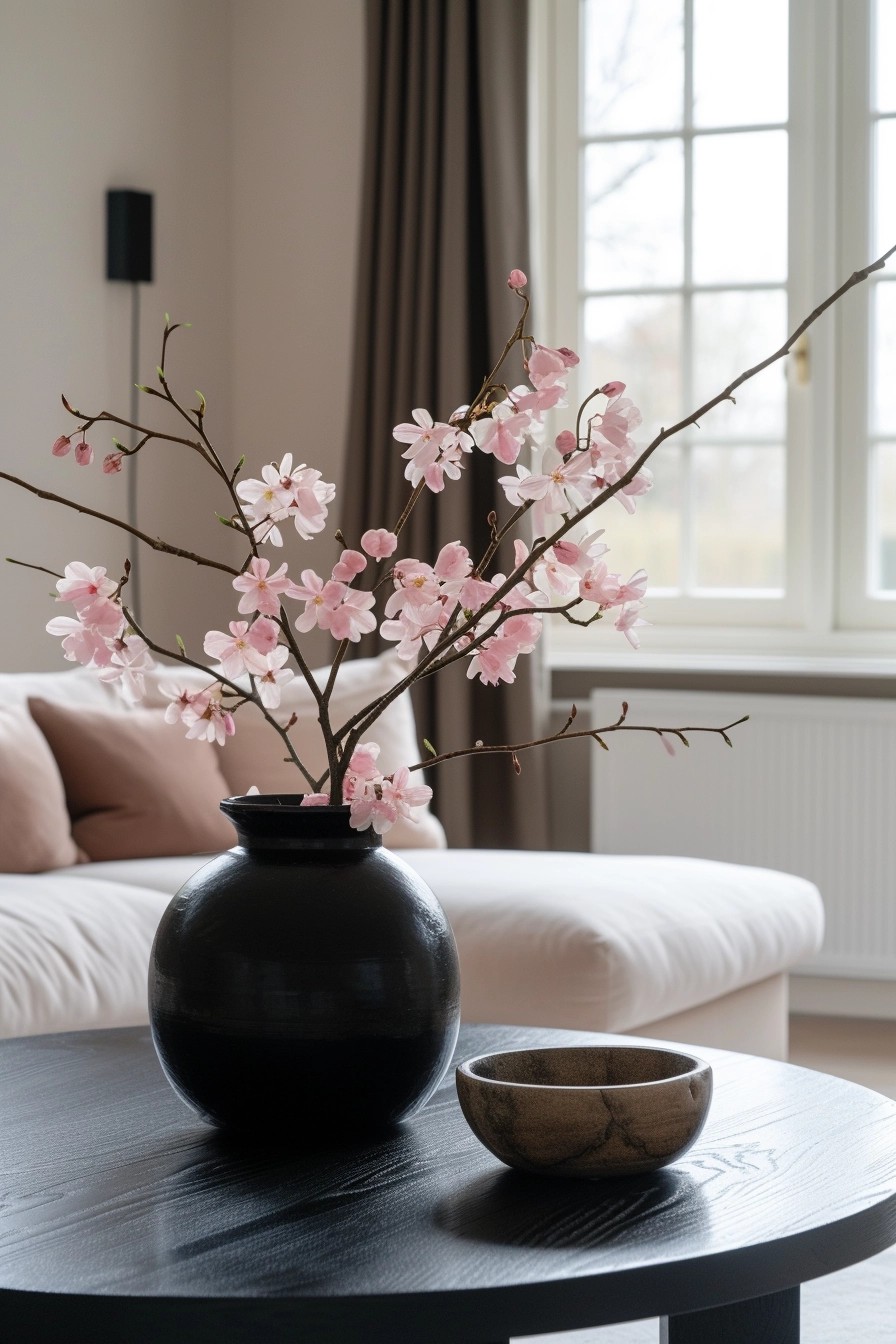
[0,1024,894,1343]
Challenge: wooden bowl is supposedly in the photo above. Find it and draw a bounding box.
[456,1045,712,1178]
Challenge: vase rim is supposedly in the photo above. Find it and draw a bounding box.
[222,795,350,814]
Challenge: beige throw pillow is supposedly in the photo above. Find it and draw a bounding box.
[28,699,236,861]
[0,706,81,872]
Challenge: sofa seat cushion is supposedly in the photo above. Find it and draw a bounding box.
[0,873,169,1039]
[405,850,824,1032]
[68,849,823,1034]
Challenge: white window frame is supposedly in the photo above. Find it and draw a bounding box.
[531,0,896,667]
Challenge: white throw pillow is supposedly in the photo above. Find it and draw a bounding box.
[141,652,446,850]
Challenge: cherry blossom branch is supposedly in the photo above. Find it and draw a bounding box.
[407,704,750,772]
[123,607,319,792]
[0,470,240,577]
[330,244,896,765]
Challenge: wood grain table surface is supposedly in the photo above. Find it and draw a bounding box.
[0,1023,895,1343]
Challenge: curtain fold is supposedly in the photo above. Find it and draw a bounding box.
[342,0,548,849]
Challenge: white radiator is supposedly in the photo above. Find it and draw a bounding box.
[589,688,896,980]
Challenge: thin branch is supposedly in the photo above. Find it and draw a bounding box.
[0,471,240,576]
[5,557,64,580]
[407,713,750,772]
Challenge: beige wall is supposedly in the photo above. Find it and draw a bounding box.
[0,0,366,672]
[230,0,365,663]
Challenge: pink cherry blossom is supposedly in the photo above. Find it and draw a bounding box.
[331,549,367,583]
[600,380,625,398]
[347,741,381,782]
[52,435,72,457]
[348,793,398,834]
[74,441,94,467]
[615,601,649,649]
[557,347,580,368]
[103,452,124,474]
[203,621,270,678]
[255,646,294,709]
[616,569,648,605]
[46,614,115,667]
[55,562,117,614]
[96,635,153,703]
[393,407,454,457]
[360,528,398,558]
[590,394,643,453]
[301,792,331,806]
[433,541,471,582]
[381,598,447,660]
[380,767,433,821]
[247,615,279,655]
[162,684,213,727]
[526,344,568,390]
[507,268,528,289]
[291,570,346,632]
[579,562,622,607]
[185,696,236,746]
[466,636,521,686]
[232,557,293,616]
[321,588,377,642]
[236,454,335,546]
[510,381,567,418]
[384,560,439,616]
[555,429,577,455]
[469,402,531,465]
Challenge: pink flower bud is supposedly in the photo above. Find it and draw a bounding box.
[331,549,367,583]
[52,435,72,457]
[74,441,94,467]
[555,429,577,455]
[558,346,580,368]
[102,451,124,474]
[600,380,626,397]
[507,269,528,289]
[360,528,399,559]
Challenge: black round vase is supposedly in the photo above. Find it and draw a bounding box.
[148,797,461,1137]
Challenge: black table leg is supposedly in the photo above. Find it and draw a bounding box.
[661,1285,799,1343]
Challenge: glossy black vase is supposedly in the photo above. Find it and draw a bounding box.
[148,797,461,1137]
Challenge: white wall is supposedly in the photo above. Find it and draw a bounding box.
[0,0,365,673]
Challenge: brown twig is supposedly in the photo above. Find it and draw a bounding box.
[0,471,240,576]
[407,710,750,772]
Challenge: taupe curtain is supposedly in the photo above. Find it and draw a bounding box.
[343,0,548,849]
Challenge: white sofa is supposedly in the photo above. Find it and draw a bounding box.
[0,665,824,1057]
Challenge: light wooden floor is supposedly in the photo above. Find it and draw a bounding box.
[789,1013,896,1099]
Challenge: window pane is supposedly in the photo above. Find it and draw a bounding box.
[871,443,896,591]
[876,0,896,112]
[692,131,788,284]
[584,140,684,289]
[692,445,785,590]
[599,445,683,591]
[582,0,684,136]
[692,289,788,436]
[873,282,896,435]
[693,0,788,128]
[583,294,683,438]
[875,119,896,256]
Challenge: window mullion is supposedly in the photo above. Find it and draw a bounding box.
[836,0,876,627]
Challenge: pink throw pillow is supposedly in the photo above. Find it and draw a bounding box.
[28,699,236,862]
[0,706,81,872]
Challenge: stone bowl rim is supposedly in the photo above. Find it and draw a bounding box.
[456,1044,711,1094]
